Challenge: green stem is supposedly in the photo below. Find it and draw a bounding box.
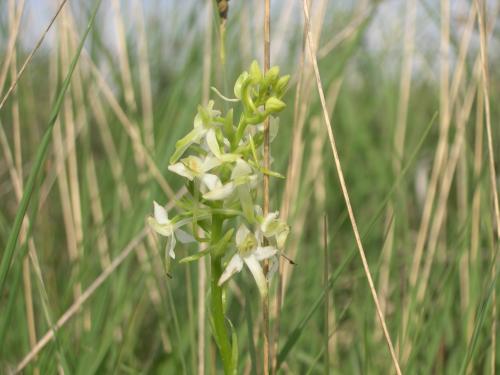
[232,116,248,150]
[210,214,233,374]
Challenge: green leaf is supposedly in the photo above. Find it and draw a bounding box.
[227,318,239,375]
[212,228,235,258]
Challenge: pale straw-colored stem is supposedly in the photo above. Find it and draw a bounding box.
[302,2,402,374]
[14,229,150,374]
[0,0,67,111]
[475,2,499,373]
[0,0,25,95]
[262,1,271,374]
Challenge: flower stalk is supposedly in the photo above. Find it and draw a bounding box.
[210,214,233,374]
[148,60,290,374]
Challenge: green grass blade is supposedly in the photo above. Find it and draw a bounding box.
[458,248,499,375]
[0,0,102,296]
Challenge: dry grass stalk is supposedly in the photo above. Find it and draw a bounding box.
[378,0,417,345]
[416,65,478,303]
[407,0,451,292]
[263,1,271,373]
[474,1,499,373]
[86,56,175,199]
[318,3,372,59]
[134,1,155,153]
[302,1,402,373]
[0,0,25,96]
[86,156,112,269]
[14,229,150,373]
[111,0,138,113]
[0,0,67,112]
[280,0,328,291]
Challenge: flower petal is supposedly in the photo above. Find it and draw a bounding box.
[253,246,278,261]
[218,254,244,286]
[243,255,268,297]
[167,234,177,259]
[153,201,169,224]
[276,226,290,249]
[201,156,221,172]
[235,224,251,246]
[237,186,255,222]
[206,128,221,158]
[261,211,280,235]
[267,256,279,281]
[202,182,235,201]
[231,159,252,179]
[147,217,174,237]
[175,228,195,244]
[168,162,195,180]
[201,173,221,191]
[169,127,204,164]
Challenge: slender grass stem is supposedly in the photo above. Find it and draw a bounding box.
[262,0,271,374]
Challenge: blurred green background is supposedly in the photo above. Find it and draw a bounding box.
[0,0,498,373]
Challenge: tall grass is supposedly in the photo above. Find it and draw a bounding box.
[0,0,498,373]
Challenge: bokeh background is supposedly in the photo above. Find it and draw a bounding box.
[0,0,499,373]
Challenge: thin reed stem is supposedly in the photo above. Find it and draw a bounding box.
[262,0,271,374]
[474,2,499,373]
[302,2,402,374]
[323,215,330,375]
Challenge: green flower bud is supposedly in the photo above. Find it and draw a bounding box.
[275,74,290,97]
[263,66,280,86]
[249,60,262,83]
[198,104,210,124]
[265,97,286,113]
[234,71,249,99]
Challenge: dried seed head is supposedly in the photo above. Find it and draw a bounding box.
[217,0,229,22]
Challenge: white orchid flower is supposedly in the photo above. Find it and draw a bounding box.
[205,128,240,163]
[255,207,290,249]
[147,201,194,259]
[200,174,236,201]
[231,159,258,220]
[168,155,221,180]
[218,224,277,297]
[170,101,222,164]
[230,159,258,186]
[199,159,259,202]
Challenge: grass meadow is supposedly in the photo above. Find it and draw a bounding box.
[0,0,499,373]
